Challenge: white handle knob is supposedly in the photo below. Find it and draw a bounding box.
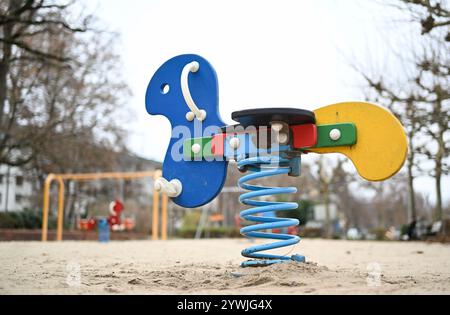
[154,177,182,198]
[181,61,206,121]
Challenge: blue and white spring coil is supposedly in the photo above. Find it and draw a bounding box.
[238,155,305,267]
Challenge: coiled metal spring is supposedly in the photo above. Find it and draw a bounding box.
[238,155,305,267]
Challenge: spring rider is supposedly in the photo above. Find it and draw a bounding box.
[146,54,407,267]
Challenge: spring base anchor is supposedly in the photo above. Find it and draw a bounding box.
[242,254,305,268]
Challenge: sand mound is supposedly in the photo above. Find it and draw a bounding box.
[132,261,327,293]
[1,239,449,294]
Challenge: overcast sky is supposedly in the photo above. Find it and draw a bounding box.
[83,0,449,205]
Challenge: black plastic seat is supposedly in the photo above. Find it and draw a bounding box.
[231,108,315,127]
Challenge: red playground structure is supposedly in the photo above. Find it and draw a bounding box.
[76,199,135,232]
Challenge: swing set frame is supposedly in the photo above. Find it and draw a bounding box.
[41,170,168,242]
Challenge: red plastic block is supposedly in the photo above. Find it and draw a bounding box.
[211,133,227,156]
[291,124,317,149]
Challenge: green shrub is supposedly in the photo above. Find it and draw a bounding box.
[277,198,314,226]
[0,209,55,230]
[180,211,202,229]
[370,227,387,241]
[400,224,409,236]
[0,213,18,228]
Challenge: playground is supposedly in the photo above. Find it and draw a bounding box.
[1,0,449,300]
[1,239,449,294]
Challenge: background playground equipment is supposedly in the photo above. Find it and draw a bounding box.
[108,199,129,231]
[145,54,408,267]
[75,200,136,232]
[97,218,110,243]
[76,217,96,231]
[41,171,168,241]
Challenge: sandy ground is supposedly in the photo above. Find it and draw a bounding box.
[0,238,449,295]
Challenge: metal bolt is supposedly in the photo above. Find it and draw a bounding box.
[271,122,284,132]
[329,129,341,141]
[191,143,201,154]
[186,111,195,121]
[277,133,289,144]
[229,137,240,150]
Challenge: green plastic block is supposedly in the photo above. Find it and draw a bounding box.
[183,137,213,160]
[315,123,357,148]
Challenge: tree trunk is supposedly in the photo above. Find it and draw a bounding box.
[407,149,417,222]
[434,118,445,222]
[1,0,22,160]
[0,1,16,125]
[324,185,332,238]
[435,159,442,221]
[318,157,332,239]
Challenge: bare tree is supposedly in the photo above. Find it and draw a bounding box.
[396,1,450,221]
[413,49,450,220]
[1,1,133,225]
[356,73,424,222]
[0,0,92,166]
[20,29,131,174]
[397,0,450,41]
[352,1,449,223]
[1,0,131,180]
[356,62,449,221]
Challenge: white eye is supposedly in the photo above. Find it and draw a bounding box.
[161,83,170,94]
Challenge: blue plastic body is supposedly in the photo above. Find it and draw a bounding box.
[145,54,228,208]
